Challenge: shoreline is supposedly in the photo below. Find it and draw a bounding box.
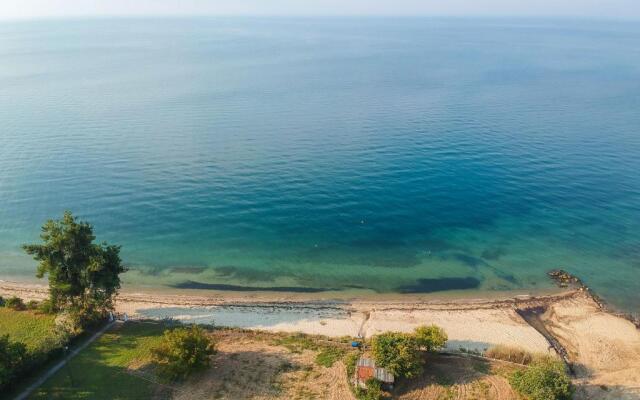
[0,275,567,304]
[2,279,639,398]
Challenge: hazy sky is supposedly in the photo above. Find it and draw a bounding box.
[1,0,639,20]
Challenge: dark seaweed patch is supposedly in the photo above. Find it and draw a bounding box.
[396,277,481,293]
[494,271,518,284]
[171,280,338,293]
[481,247,506,261]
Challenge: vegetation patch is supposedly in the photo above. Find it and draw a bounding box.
[0,306,67,391]
[509,358,574,400]
[0,308,56,351]
[314,347,346,367]
[32,321,167,400]
[274,333,318,353]
[152,325,216,381]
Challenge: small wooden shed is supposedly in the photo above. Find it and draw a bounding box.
[355,356,394,389]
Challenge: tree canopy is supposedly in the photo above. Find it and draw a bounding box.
[23,211,126,324]
[414,324,448,352]
[370,332,423,378]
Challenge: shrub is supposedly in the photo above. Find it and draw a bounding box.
[414,325,448,352]
[356,378,384,400]
[152,325,215,381]
[5,296,26,311]
[371,332,422,378]
[0,335,27,389]
[509,358,574,400]
[67,305,104,329]
[0,296,4,307]
[38,299,57,314]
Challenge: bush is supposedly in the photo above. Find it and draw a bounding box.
[67,305,104,329]
[0,335,27,389]
[414,325,447,352]
[356,378,383,400]
[5,296,26,311]
[38,299,57,314]
[152,325,215,381]
[371,332,422,378]
[0,296,4,307]
[509,359,574,400]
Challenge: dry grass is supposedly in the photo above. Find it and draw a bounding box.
[172,329,356,400]
[394,353,524,400]
[484,345,552,365]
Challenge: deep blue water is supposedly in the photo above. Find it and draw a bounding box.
[1,18,639,314]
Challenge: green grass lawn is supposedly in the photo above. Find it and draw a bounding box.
[0,308,56,351]
[31,321,167,400]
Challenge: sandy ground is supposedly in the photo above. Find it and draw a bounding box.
[145,329,523,400]
[2,280,639,398]
[169,330,355,400]
[394,353,521,400]
[541,295,640,400]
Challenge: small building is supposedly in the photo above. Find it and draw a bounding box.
[355,356,394,389]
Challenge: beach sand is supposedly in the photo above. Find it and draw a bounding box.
[1,280,639,398]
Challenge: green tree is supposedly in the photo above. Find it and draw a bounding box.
[371,332,422,378]
[509,358,574,400]
[23,211,126,325]
[414,325,448,352]
[0,335,27,389]
[152,325,216,381]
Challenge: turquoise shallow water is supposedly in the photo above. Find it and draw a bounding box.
[1,18,639,314]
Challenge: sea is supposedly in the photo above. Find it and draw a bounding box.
[1,17,639,316]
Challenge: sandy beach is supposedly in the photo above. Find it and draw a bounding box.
[1,280,639,399]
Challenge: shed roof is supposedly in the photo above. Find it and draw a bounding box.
[355,357,394,383]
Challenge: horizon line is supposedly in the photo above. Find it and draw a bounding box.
[2,13,640,23]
